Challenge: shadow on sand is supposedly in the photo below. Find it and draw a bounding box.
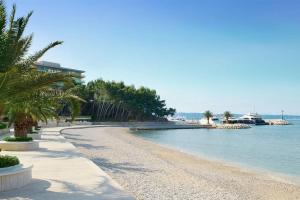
[92,157,156,174]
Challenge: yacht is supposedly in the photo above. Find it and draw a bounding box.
[225,113,267,125]
[240,113,262,120]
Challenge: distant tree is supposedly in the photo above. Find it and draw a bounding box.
[203,110,213,124]
[223,111,232,124]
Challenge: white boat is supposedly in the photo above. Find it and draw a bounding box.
[240,113,263,120]
[167,116,186,122]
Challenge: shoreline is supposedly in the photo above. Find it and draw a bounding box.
[129,128,300,186]
[132,131,300,186]
[62,126,300,200]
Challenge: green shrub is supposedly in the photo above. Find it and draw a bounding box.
[0,122,7,129]
[3,136,33,142]
[0,155,20,168]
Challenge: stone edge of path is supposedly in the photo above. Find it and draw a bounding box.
[56,125,136,200]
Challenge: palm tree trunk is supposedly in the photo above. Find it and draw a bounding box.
[14,114,30,137]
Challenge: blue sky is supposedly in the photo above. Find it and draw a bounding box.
[7,0,300,114]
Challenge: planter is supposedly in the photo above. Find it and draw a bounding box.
[27,133,41,140]
[0,141,39,151]
[0,164,33,192]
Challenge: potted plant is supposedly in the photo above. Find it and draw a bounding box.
[0,153,33,192]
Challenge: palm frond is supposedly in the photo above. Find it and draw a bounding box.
[0,0,6,34]
[17,41,63,70]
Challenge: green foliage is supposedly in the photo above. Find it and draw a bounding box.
[203,110,213,124]
[0,155,20,168]
[223,111,232,123]
[0,1,62,73]
[0,1,83,137]
[3,136,33,142]
[81,79,176,121]
[0,122,7,129]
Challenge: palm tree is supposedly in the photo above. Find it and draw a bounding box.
[5,85,82,137]
[0,2,83,138]
[203,110,213,125]
[0,66,83,137]
[0,2,62,73]
[223,111,232,124]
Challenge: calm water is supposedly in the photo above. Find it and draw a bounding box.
[132,119,300,179]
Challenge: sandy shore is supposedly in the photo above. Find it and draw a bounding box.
[62,127,300,200]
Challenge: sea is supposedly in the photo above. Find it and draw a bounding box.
[131,113,300,180]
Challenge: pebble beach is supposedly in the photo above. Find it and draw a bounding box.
[62,127,300,200]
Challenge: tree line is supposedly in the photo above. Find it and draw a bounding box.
[78,80,176,121]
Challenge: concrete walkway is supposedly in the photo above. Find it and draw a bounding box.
[0,126,135,200]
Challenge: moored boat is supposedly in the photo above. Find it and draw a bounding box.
[224,113,267,125]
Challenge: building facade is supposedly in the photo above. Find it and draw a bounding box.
[35,61,85,85]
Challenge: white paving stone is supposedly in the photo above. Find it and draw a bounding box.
[0,126,134,200]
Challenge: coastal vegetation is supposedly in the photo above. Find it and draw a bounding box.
[203,110,213,124]
[0,0,175,143]
[0,2,82,140]
[79,79,176,121]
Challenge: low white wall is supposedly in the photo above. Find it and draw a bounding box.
[0,164,33,192]
[0,141,39,151]
[39,120,177,128]
[40,121,92,127]
[92,121,177,127]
